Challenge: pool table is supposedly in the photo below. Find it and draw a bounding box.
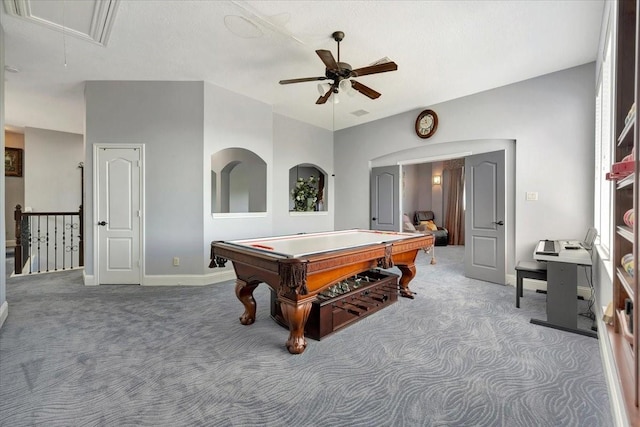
[209,229,434,354]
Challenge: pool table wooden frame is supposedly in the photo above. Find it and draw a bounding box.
[210,230,434,354]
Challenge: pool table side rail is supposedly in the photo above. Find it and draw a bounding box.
[209,234,433,297]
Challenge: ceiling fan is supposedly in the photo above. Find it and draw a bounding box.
[279,31,398,104]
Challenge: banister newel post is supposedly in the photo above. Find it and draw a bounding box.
[14,204,23,275]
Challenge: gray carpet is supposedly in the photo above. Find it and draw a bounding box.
[0,246,612,426]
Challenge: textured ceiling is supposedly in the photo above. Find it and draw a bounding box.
[1,0,604,135]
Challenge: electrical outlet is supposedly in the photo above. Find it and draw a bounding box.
[526,192,538,201]
[173,257,180,266]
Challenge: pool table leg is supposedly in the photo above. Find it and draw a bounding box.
[235,279,260,325]
[396,263,416,299]
[279,299,313,354]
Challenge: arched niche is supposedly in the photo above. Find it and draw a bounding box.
[211,148,266,213]
[289,164,327,212]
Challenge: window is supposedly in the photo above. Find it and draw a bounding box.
[594,29,613,258]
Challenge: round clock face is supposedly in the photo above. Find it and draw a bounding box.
[415,109,438,139]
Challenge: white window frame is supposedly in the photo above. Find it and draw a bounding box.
[594,23,613,263]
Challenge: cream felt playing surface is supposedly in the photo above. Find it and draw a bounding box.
[231,230,417,258]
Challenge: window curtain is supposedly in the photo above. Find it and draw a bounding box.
[444,160,465,245]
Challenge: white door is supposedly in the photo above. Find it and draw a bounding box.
[370,166,400,231]
[96,146,142,284]
[464,150,506,284]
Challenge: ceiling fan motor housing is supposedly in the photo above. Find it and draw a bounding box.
[326,62,353,81]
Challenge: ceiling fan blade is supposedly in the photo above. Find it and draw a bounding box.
[316,49,339,70]
[351,61,398,77]
[279,76,328,84]
[316,86,334,104]
[351,80,381,99]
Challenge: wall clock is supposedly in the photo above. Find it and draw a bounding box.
[415,109,438,139]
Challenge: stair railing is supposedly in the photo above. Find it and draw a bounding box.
[14,204,84,275]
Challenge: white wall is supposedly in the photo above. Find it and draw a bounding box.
[24,127,83,212]
[334,63,595,274]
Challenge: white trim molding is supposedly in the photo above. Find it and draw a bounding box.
[289,211,328,217]
[83,271,97,286]
[143,269,236,286]
[596,304,629,427]
[2,0,120,46]
[0,301,8,329]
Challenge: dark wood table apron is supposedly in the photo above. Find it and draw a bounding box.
[210,233,433,354]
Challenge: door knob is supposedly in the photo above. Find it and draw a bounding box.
[372,217,377,221]
[98,221,108,226]
[492,220,504,226]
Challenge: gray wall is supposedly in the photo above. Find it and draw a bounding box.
[202,84,334,274]
[16,65,595,295]
[402,164,419,218]
[272,113,334,234]
[203,82,274,248]
[85,81,205,277]
[211,147,267,213]
[1,22,6,316]
[401,161,446,225]
[24,127,83,211]
[84,81,333,284]
[335,63,595,276]
[4,131,23,242]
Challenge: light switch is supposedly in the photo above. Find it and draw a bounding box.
[526,192,538,201]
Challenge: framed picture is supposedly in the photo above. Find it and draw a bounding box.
[5,147,23,177]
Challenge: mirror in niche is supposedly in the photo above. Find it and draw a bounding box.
[289,164,327,212]
[211,148,267,213]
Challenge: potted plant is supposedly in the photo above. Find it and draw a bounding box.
[291,176,319,211]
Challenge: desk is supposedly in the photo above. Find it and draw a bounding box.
[210,229,434,354]
[533,241,595,338]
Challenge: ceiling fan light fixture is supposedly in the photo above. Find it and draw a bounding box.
[339,79,355,97]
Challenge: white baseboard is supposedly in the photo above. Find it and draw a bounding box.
[506,275,592,300]
[84,269,235,287]
[0,301,8,329]
[143,269,236,286]
[83,271,97,286]
[595,304,629,427]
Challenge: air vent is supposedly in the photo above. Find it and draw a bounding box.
[2,0,119,46]
[2,0,24,15]
[351,109,370,117]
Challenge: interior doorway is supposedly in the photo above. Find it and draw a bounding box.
[94,145,144,285]
[393,147,510,285]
